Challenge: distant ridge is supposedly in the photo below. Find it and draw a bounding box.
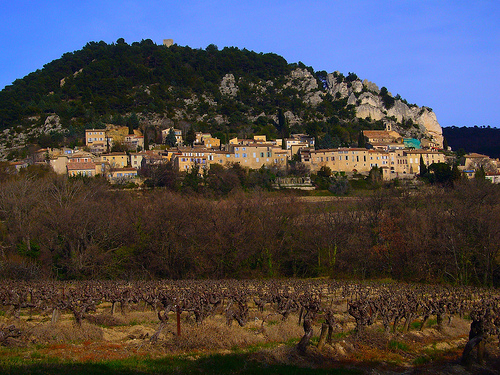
[443,126,500,159]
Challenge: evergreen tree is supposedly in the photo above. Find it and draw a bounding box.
[442,137,448,151]
[475,166,486,180]
[165,128,177,147]
[277,108,290,139]
[419,155,428,176]
[127,113,139,134]
[143,126,150,151]
[357,131,366,148]
[452,164,462,182]
[185,126,196,146]
[317,133,339,150]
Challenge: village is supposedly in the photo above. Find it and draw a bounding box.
[8,124,500,186]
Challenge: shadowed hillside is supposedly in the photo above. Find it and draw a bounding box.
[443,126,500,158]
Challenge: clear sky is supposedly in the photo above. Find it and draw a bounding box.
[1,0,499,127]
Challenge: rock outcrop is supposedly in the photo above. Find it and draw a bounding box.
[220,74,239,97]
[285,69,323,106]
[325,74,443,146]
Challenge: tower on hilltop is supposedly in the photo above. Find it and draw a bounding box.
[163,39,173,47]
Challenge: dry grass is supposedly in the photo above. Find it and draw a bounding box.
[2,303,499,374]
[29,321,103,344]
[260,316,304,343]
[165,322,261,351]
[85,313,126,327]
[141,312,307,352]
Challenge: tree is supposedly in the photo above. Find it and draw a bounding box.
[428,162,453,185]
[368,166,383,185]
[442,137,449,150]
[182,164,203,193]
[141,162,180,190]
[357,131,367,148]
[127,113,139,134]
[452,164,462,182]
[475,166,486,180]
[111,141,128,153]
[143,126,150,151]
[317,133,339,150]
[328,177,350,195]
[419,156,428,176]
[277,108,289,140]
[164,128,177,147]
[289,161,309,177]
[380,87,395,110]
[185,126,196,146]
[317,166,332,178]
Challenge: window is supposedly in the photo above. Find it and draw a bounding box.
[235,153,239,158]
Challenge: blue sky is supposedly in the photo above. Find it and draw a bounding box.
[1,0,499,127]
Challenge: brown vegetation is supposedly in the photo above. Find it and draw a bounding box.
[1,171,499,285]
[0,279,499,372]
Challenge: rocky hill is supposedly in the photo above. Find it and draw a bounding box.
[0,39,442,160]
[323,72,442,145]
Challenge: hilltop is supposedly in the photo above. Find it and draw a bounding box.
[0,39,442,159]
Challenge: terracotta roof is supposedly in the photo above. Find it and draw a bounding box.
[102,152,128,156]
[110,167,137,172]
[405,150,442,154]
[67,162,96,171]
[466,153,490,158]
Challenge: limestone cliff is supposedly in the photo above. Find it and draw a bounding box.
[324,72,443,146]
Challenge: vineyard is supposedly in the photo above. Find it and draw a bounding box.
[1,279,499,374]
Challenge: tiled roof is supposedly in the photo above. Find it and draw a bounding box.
[67,162,96,170]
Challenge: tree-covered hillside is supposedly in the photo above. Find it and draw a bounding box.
[1,40,289,125]
[443,126,500,159]
[0,39,416,153]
